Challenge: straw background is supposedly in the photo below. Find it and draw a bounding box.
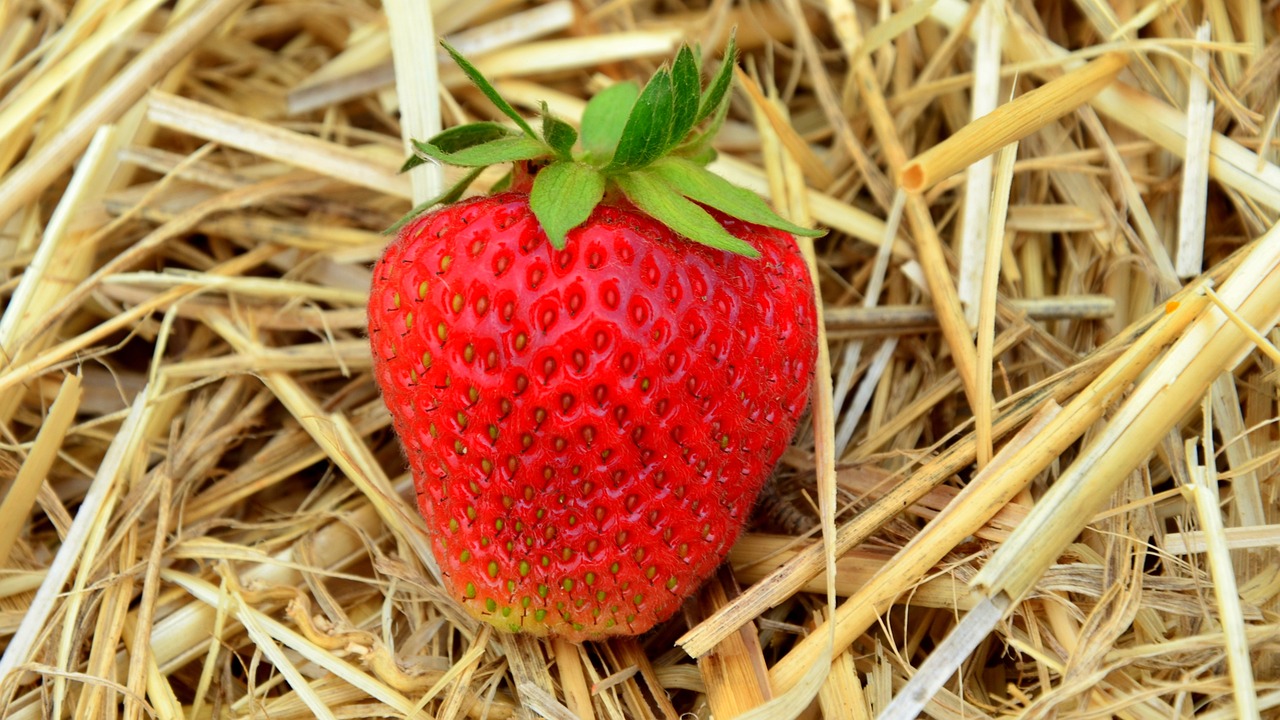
[1,0,1278,718]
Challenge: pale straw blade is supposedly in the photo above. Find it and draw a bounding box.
[0,374,82,563]
[0,0,167,154]
[384,0,443,204]
[974,141,1018,467]
[146,91,411,199]
[971,223,1280,604]
[769,401,1063,692]
[164,569,433,719]
[0,0,252,228]
[1176,23,1214,278]
[878,593,1011,720]
[1184,424,1261,720]
[956,0,1004,326]
[0,388,153,698]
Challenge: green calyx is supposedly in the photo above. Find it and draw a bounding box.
[391,34,824,257]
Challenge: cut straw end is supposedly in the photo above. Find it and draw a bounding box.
[900,52,1130,193]
[900,164,926,192]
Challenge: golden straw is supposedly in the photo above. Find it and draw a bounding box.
[900,52,1130,192]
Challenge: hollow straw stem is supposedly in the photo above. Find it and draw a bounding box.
[146,91,411,199]
[900,52,1130,193]
[832,0,983,422]
[680,224,1260,659]
[927,0,1280,209]
[824,295,1117,330]
[971,220,1280,605]
[384,0,443,205]
[767,282,1212,693]
[0,0,252,229]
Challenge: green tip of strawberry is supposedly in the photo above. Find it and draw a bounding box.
[392,32,825,256]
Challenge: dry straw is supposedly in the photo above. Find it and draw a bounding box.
[2,0,1279,718]
[899,52,1130,193]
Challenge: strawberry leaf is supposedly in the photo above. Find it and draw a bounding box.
[668,45,701,147]
[530,162,606,249]
[402,123,517,172]
[615,170,760,257]
[695,31,737,126]
[384,165,486,235]
[651,157,825,237]
[400,153,429,173]
[682,144,718,165]
[679,70,734,160]
[431,122,518,152]
[413,136,550,167]
[581,81,640,162]
[541,102,578,159]
[607,68,675,172]
[441,40,538,140]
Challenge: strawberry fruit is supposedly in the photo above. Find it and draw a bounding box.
[369,37,821,641]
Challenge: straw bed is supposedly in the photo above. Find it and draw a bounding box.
[1,0,1278,719]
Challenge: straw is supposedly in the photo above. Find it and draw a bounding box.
[900,52,1130,193]
[973,222,1280,602]
[0,0,250,228]
[954,0,1004,326]
[1175,23,1214,278]
[146,91,412,199]
[1184,408,1260,719]
[384,0,444,204]
[0,375,82,564]
[5,1,1280,716]
[973,141,1017,467]
[0,389,153,703]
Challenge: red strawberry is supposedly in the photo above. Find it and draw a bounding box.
[369,37,821,641]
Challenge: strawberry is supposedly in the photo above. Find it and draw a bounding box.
[369,37,821,641]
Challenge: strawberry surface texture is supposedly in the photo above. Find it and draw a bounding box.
[370,193,816,640]
[368,36,822,641]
